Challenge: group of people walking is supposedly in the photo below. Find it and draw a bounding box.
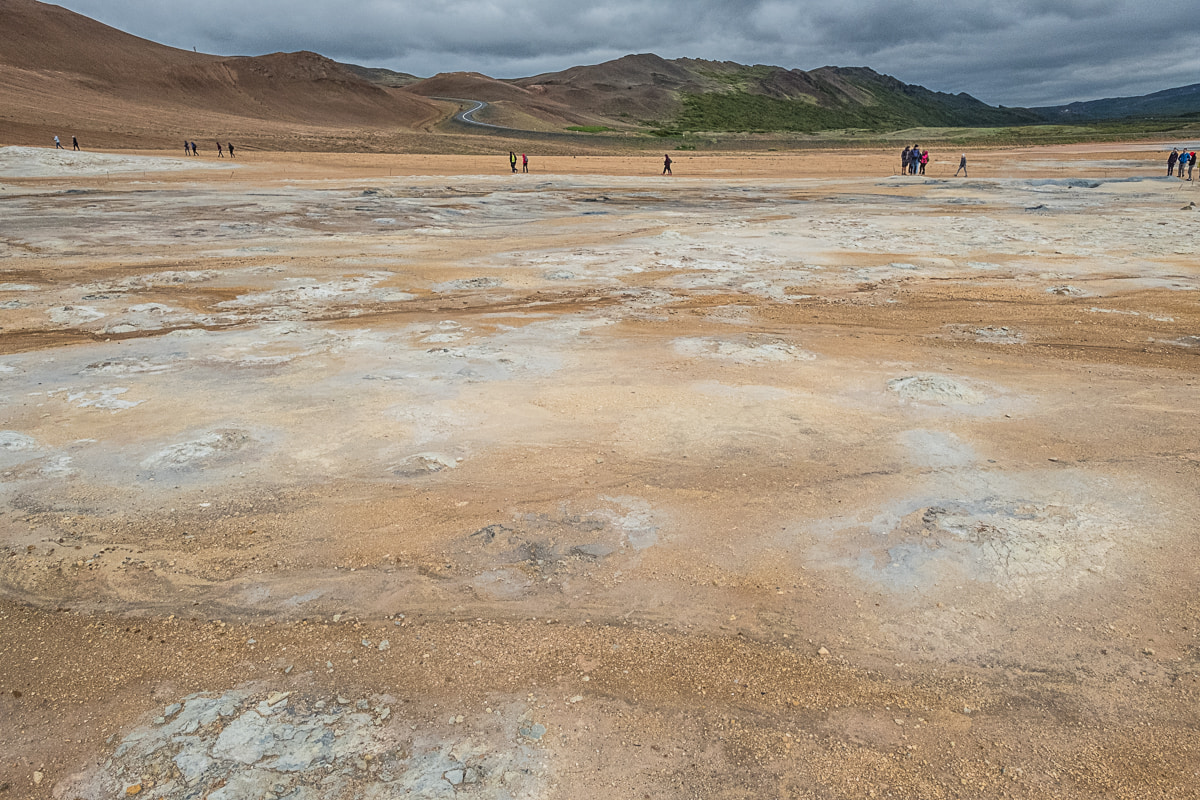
[53,135,80,151]
[1167,148,1195,180]
[505,152,676,175]
[185,141,235,157]
[901,145,929,175]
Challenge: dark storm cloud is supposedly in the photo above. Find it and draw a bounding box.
[53,0,1200,106]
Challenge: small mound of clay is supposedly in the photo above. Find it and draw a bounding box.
[391,452,458,477]
[142,429,253,470]
[674,336,815,365]
[47,305,106,326]
[974,326,1024,344]
[888,375,985,405]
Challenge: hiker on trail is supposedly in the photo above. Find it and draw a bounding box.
[1179,150,1190,178]
[228,142,235,158]
[909,145,920,174]
[72,136,79,151]
[1168,149,1179,176]
[1190,152,1197,181]
[191,142,198,156]
[185,141,191,156]
[919,149,929,175]
[216,141,224,158]
[662,153,672,175]
[54,135,63,150]
[521,153,528,173]
[955,153,967,177]
[901,145,911,174]
[509,152,517,173]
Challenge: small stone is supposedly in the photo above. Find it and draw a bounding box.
[266,691,290,706]
[33,772,44,786]
[445,768,465,786]
[817,647,830,657]
[519,722,547,740]
[455,714,464,723]
[337,696,351,705]
[378,640,390,651]
[333,614,342,622]
[125,784,141,796]
[357,699,370,710]
[378,707,391,721]
[314,700,327,709]
[361,639,373,648]
[1143,648,1155,656]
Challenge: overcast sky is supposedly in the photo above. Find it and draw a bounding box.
[54,0,1200,107]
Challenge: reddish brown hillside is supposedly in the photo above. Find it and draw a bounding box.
[407,72,534,103]
[0,0,443,147]
[513,53,709,121]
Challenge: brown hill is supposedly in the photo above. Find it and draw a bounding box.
[0,0,443,148]
[407,71,616,130]
[514,53,717,122]
[511,54,1038,131]
[407,72,536,104]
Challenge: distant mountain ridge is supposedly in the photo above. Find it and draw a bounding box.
[1031,83,1200,121]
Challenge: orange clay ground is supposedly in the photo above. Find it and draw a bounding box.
[1,142,1198,799]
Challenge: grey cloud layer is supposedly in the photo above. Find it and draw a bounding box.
[59,0,1200,106]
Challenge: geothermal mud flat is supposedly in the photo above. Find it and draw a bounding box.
[1,145,1198,798]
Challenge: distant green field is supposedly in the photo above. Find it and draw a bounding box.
[632,110,1200,150]
[565,125,612,133]
[659,86,1200,143]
